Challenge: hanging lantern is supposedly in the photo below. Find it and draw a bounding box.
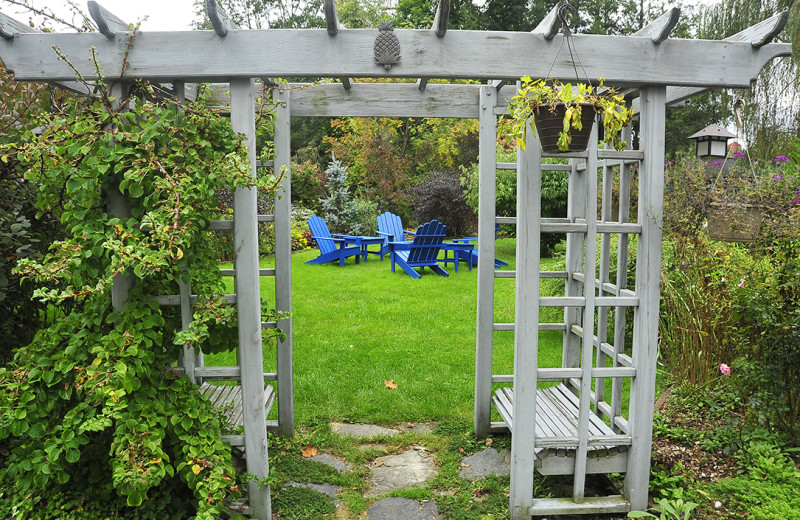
[688,124,736,159]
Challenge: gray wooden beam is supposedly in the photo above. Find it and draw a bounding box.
[508,108,543,520]
[206,0,237,36]
[0,12,94,94]
[230,78,270,519]
[727,10,788,48]
[323,0,340,36]
[1,29,789,86]
[474,86,499,438]
[624,85,666,512]
[0,10,32,39]
[531,4,561,40]
[87,1,130,38]
[273,85,295,437]
[631,7,680,44]
[432,0,450,37]
[660,11,790,106]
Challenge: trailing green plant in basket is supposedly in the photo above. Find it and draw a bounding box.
[506,77,636,152]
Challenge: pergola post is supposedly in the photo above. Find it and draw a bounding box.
[474,85,498,437]
[273,85,295,437]
[230,78,270,519]
[625,85,666,511]
[509,118,543,519]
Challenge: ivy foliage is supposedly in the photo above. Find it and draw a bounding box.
[0,86,279,518]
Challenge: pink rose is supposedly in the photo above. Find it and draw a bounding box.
[720,363,731,375]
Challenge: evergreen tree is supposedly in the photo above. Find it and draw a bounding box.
[319,157,356,234]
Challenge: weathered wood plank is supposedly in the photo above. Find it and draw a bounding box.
[625,86,665,512]
[273,85,295,437]
[631,8,680,44]
[323,0,340,36]
[432,0,450,37]
[0,29,789,86]
[206,0,238,36]
[661,11,789,106]
[531,4,561,40]
[288,82,497,118]
[88,1,130,38]
[508,107,542,520]
[231,78,270,519]
[530,496,630,516]
[474,86,499,438]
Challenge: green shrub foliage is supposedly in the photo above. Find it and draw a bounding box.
[411,170,476,236]
[0,87,279,518]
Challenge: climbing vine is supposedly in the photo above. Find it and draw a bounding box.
[0,79,281,518]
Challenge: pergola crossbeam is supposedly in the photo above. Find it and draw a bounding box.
[532,4,561,40]
[206,0,237,36]
[1,27,789,86]
[662,10,790,106]
[432,0,450,37]
[631,7,680,44]
[88,1,130,38]
[324,0,340,36]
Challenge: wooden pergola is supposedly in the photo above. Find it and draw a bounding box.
[0,1,790,518]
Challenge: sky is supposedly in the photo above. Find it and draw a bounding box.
[0,0,199,31]
[1,0,724,33]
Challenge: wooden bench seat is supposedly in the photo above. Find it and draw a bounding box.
[200,382,275,447]
[493,383,630,475]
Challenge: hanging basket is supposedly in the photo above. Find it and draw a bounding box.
[707,202,764,242]
[534,102,596,153]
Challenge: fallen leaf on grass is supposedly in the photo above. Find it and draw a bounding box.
[384,380,398,389]
[301,444,318,458]
[485,438,494,446]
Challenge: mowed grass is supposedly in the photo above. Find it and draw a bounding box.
[210,238,566,426]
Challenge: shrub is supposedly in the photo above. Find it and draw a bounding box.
[0,89,282,518]
[411,170,476,236]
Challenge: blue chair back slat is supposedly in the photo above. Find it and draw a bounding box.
[377,211,408,242]
[407,220,446,264]
[308,215,336,255]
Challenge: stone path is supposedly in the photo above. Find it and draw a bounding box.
[367,447,437,496]
[284,422,513,519]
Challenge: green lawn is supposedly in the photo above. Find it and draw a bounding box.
[210,238,566,426]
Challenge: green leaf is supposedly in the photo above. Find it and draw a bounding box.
[65,448,80,463]
[126,489,144,507]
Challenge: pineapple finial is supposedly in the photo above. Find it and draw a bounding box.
[374,21,401,71]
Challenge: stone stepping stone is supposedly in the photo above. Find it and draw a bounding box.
[367,448,437,496]
[366,497,439,520]
[311,453,351,472]
[285,482,341,498]
[331,422,400,438]
[459,448,511,479]
[397,422,438,434]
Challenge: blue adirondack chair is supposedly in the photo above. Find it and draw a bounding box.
[376,211,415,259]
[388,220,449,279]
[305,215,362,267]
[450,222,509,268]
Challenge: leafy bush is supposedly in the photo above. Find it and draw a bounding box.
[411,170,476,236]
[349,198,379,236]
[0,88,281,518]
[461,148,568,255]
[0,68,66,365]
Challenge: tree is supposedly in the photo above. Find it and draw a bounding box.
[696,0,799,159]
[320,157,357,233]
